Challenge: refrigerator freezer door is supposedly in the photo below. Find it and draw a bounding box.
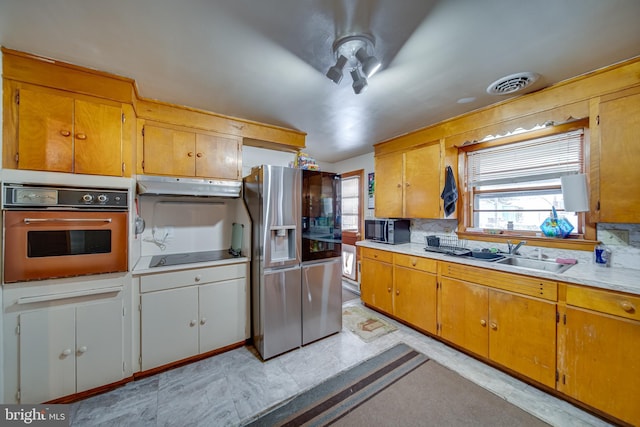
[258,266,302,359]
[302,258,342,345]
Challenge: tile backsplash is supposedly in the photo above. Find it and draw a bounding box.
[411,219,640,270]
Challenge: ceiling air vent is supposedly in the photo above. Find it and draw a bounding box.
[486,72,540,95]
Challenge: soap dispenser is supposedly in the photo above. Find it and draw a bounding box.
[594,243,611,267]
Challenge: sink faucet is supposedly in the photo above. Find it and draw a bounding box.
[507,240,527,255]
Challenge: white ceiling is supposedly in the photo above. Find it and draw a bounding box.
[2,0,640,163]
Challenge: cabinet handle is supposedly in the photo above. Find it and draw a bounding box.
[397,183,402,188]
[200,317,207,325]
[60,130,71,137]
[187,152,194,157]
[406,182,410,187]
[621,301,635,313]
[490,322,498,330]
[196,152,203,158]
[396,289,400,295]
[189,319,197,327]
[77,346,88,354]
[480,319,487,327]
[62,349,72,356]
[411,259,417,266]
[387,287,392,293]
[75,133,87,140]
[194,275,202,282]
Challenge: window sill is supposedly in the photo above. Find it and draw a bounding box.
[457,231,598,252]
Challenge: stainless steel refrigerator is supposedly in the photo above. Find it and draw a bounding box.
[244,165,302,360]
[301,170,342,345]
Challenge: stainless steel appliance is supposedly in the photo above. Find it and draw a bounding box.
[2,183,129,283]
[365,218,411,244]
[301,170,342,345]
[244,165,302,359]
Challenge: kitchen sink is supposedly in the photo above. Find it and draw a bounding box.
[496,256,574,274]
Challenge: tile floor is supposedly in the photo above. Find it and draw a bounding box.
[68,289,612,426]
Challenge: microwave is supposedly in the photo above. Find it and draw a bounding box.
[365,219,411,244]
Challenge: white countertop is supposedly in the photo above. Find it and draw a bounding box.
[132,255,249,275]
[357,241,640,296]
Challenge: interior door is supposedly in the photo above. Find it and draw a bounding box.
[341,170,363,283]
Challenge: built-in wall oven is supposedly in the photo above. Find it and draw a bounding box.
[2,184,129,283]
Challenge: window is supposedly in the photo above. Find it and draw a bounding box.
[464,126,585,235]
[341,176,360,231]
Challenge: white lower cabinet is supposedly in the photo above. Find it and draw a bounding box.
[19,299,124,403]
[139,263,247,371]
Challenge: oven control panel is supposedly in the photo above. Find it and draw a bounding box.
[3,184,129,209]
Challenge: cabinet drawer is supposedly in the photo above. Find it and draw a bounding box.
[362,247,393,263]
[440,262,557,301]
[140,262,246,293]
[566,285,640,321]
[393,253,437,273]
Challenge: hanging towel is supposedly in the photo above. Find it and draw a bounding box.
[440,165,458,217]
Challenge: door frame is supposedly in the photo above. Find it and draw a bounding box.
[341,169,364,284]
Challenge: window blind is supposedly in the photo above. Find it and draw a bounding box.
[467,129,584,187]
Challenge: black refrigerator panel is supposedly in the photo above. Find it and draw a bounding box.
[302,170,342,261]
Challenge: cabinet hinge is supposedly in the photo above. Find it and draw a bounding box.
[15,153,19,164]
[122,162,126,174]
[142,127,145,137]
[596,115,600,125]
[122,307,126,317]
[123,361,126,373]
[556,370,559,382]
[596,200,600,211]
[139,355,142,369]
[15,91,20,105]
[122,113,125,123]
[138,303,142,312]
[556,311,559,323]
[563,313,567,325]
[562,374,566,385]
[16,323,20,335]
[16,389,21,401]
[141,160,145,171]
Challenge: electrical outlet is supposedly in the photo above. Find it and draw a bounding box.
[599,229,629,246]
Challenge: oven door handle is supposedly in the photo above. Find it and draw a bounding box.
[23,218,113,224]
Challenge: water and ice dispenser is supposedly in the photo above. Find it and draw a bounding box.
[270,225,296,262]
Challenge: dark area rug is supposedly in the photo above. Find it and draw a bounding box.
[243,343,549,427]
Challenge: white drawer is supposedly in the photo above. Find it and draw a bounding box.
[140,262,246,293]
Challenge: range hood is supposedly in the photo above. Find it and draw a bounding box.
[136,175,242,197]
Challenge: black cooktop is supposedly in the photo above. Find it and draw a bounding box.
[149,250,240,268]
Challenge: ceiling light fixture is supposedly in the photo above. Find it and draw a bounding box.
[325,34,381,94]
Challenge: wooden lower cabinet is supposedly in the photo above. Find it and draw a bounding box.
[360,248,437,334]
[440,276,557,388]
[360,249,393,314]
[393,255,438,334]
[557,286,640,426]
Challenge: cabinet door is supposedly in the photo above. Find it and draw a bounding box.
[404,143,441,218]
[393,266,437,334]
[19,307,76,403]
[488,290,557,387]
[75,300,124,393]
[195,133,240,180]
[440,277,488,357]
[141,286,199,370]
[558,307,640,426]
[143,124,196,176]
[18,88,74,172]
[199,278,246,353]
[360,258,393,314]
[599,92,640,222]
[74,99,123,176]
[374,152,403,218]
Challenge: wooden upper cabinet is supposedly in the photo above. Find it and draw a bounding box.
[598,89,640,223]
[374,142,442,219]
[142,123,241,180]
[15,87,123,176]
[404,143,440,218]
[374,151,403,218]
